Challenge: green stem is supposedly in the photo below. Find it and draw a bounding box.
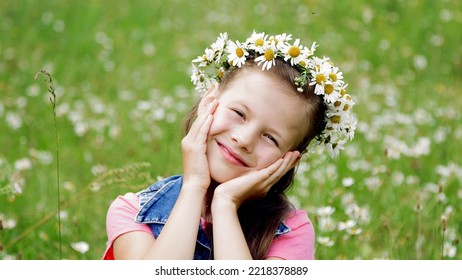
[35,70,62,259]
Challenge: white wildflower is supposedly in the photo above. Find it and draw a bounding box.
[14,158,32,171]
[342,177,355,187]
[6,112,23,130]
[346,227,363,235]
[318,216,337,232]
[317,236,335,247]
[338,220,356,231]
[443,242,456,258]
[3,218,17,229]
[316,206,336,216]
[71,241,90,254]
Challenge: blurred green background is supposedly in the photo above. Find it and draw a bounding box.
[1,0,461,259]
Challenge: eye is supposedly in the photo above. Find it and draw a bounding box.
[232,109,245,119]
[264,134,279,147]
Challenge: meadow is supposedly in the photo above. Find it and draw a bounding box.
[1,0,461,260]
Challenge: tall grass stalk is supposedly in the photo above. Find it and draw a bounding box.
[35,70,62,259]
[441,215,447,260]
[415,202,422,259]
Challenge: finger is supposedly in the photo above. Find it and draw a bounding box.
[209,99,219,115]
[195,100,219,141]
[195,114,213,144]
[202,99,219,116]
[283,151,301,171]
[262,151,300,186]
[257,158,285,184]
[188,99,218,138]
[237,151,299,196]
[279,151,301,175]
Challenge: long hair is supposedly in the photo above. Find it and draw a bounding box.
[183,58,326,259]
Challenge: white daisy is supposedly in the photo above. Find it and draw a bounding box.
[211,32,228,52]
[190,65,204,85]
[191,55,206,66]
[340,94,355,113]
[326,138,346,158]
[226,40,248,67]
[305,41,318,57]
[309,59,332,96]
[344,116,357,140]
[308,56,330,74]
[271,33,292,49]
[282,38,305,65]
[254,41,277,70]
[327,111,348,132]
[246,31,268,53]
[322,81,342,104]
[328,66,344,82]
[211,33,228,61]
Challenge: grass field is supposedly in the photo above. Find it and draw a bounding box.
[1,0,461,260]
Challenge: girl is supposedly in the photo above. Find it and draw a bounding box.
[103,31,355,260]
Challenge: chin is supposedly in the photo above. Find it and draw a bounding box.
[209,165,243,184]
[210,171,233,184]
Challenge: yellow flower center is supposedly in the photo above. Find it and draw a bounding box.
[329,73,338,81]
[288,46,300,58]
[330,115,341,123]
[236,47,244,58]
[325,84,334,94]
[334,101,342,107]
[264,49,274,61]
[316,73,326,84]
[340,88,346,96]
[255,38,264,47]
[298,60,306,67]
[343,104,350,111]
[217,69,224,79]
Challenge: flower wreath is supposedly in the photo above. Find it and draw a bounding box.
[191,31,357,157]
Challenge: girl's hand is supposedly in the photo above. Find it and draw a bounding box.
[181,99,219,192]
[212,151,300,209]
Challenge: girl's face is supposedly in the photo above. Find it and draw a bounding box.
[205,69,309,183]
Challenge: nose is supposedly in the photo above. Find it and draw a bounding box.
[232,124,258,153]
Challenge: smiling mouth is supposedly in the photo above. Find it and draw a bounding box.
[217,142,248,167]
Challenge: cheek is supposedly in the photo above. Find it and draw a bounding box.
[209,107,232,135]
[254,147,284,170]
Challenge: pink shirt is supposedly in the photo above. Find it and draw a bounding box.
[103,192,315,260]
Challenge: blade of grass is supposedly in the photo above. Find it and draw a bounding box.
[35,70,62,259]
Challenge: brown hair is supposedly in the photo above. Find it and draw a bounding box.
[184,58,326,259]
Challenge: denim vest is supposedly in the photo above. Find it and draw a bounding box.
[135,175,291,260]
